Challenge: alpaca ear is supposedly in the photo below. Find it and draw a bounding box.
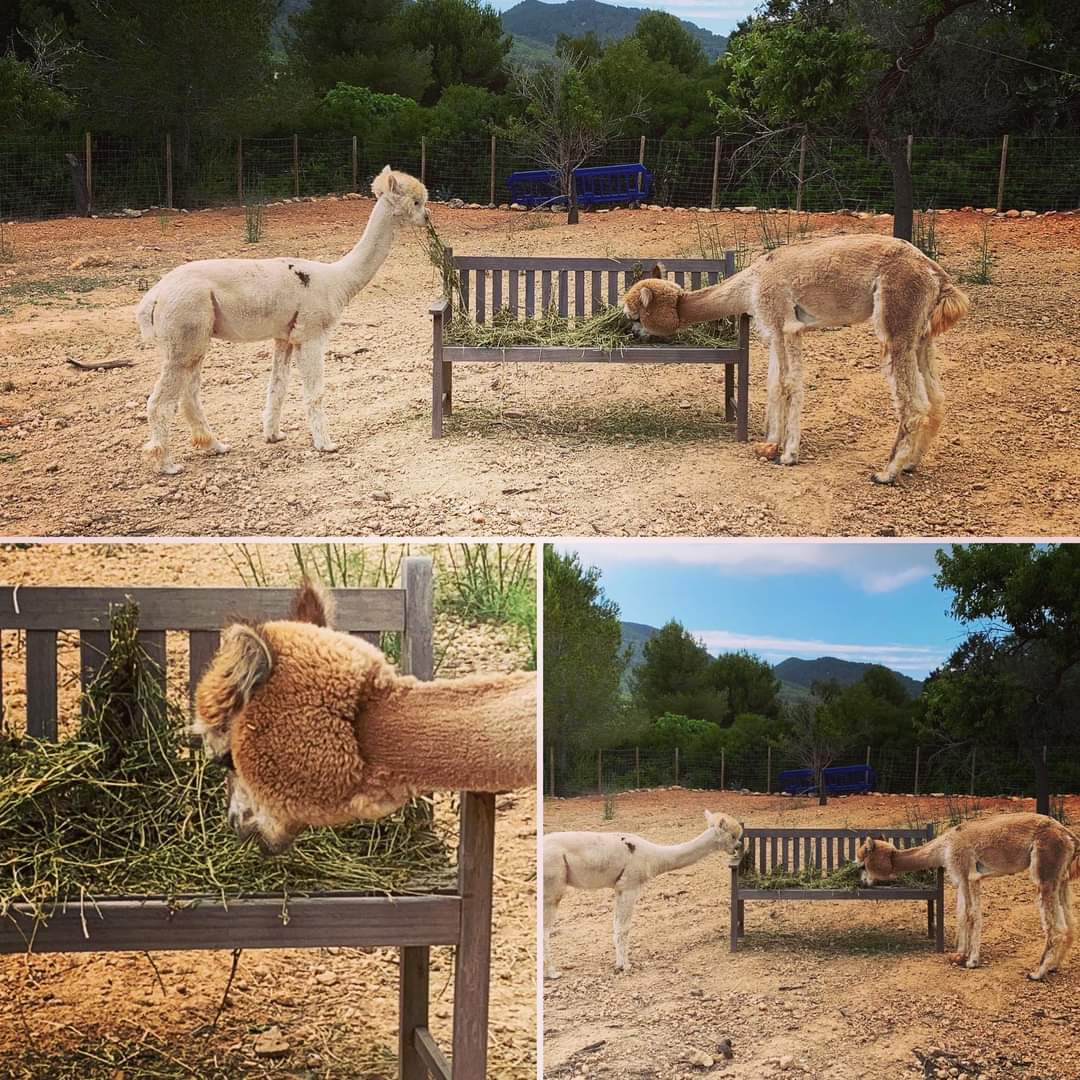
[638,285,653,308]
[863,837,875,853]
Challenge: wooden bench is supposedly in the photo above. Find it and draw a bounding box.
[730,825,946,953]
[430,252,751,440]
[0,559,496,1080]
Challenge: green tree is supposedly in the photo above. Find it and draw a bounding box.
[543,547,628,781]
[401,0,510,105]
[288,0,431,99]
[318,83,419,137]
[926,544,1080,814]
[0,53,70,130]
[631,11,707,75]
[709,650,781,725]
[783,697,846,805]
[555,30,603,63]
[631,620,726,724]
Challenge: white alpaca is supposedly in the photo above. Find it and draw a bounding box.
[543,811,743,978]
[136,167,428,474]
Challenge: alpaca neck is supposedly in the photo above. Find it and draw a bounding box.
[647,828,718,876]
[677,270,754,325]
[333,197,398,301]
[891,835,949,872]
[358,673,535,792]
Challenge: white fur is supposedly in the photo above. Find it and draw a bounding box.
[542,810,743,978]
[137,167,428,474]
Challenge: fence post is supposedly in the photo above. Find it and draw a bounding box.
[866,745,871,767]
[766,744,772,794]
[710,136,720,209]
[489,134,496,206]
[549,745,555,798]
[165,133,173,210]
[674,746,679,786]
[996,134,1009,212]
[420,136,427,187]
[720,747,725,792]
[969,747,977,796]
[635,746,640,790]
[597,748,602,795]
[796,134,807,212]
[85,131,93,212]
[293,134,300,198]
[352,136,358,193]
[906,133,913,168]
[236,136,243,202]
[914,745,921,796]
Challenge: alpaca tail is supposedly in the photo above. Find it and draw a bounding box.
[929,282,970,337]
[289,576,335,628]
[135,284,159,342]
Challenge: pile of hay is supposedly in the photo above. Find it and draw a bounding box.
[423,216,736,350]
[0,603,452,926]
[737,857,934,891]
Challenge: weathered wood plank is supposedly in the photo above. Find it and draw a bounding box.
[541,270,551,312]
[0,894,462,954]
[453,256,731,271]
[735,888,937,901]
[414,1027,452,1080]
[507,270,518,316]
[0,588,405,632]
[401,557,434,682]
[575,270,585,318]
[188,630,219,711]
[26,630,58,740]
[400,946,430,1080]
[491,270,502,315]
[607,271,618,305]
[476,270,486,323]
[138,630,167,698]
[79,629,109,715]
[557,269,568,316]
[453,792,495,1080]
[459,268,470,312]
[524,271,535,317]
[742,828,929,840]
[591,271,602,314]
[440,346,742,364]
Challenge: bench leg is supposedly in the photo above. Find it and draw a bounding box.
[453,793,495,1080]
[725,363,735,423]
[399,946,429,1080]
[738,899,745,937]
[432,354,444,438]
[927,899,935,940]
[443,361,453,416]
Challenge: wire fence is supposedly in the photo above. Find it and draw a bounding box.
[546,744,1080,801]
[2,131,1078,222]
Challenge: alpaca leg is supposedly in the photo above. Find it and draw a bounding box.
[180,366,230,455]
[543,894,563,980]
[950,884,970,964]
[904,336,943,472]
[872,335,931,484]
[612,886,640,972]
[1054,878,1075,972]
[756,330,786,461]
[964,880,983,968]
[263,340,293,443]
[295,338,338,452]
[1029,880,1060,980]
[146,353,195,475]
[779,331,804,466]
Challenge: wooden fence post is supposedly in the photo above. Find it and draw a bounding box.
[711,135,721,209]
[996,134,1009,212]
[638,134,646,193]
[236,136,243,202]
[549,744,555,797]
[293,134,300,198]
[796,133,807,212]
[420,136,427,186]
[635,746,640,790]
[866,745,871,767]
[597,748,602,795]
[674,745,679,786]
[165,133,173,210]
[906,133,913,167]
[351,136,358,193]
[720,747,725,792]
[914,746,921,796]
[85,131,93,212]
[766,744,772,794]
[489,134,496,206]
[969,747,977,796]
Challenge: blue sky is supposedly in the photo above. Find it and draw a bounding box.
[552,541,973,678]
[493,0,760,37]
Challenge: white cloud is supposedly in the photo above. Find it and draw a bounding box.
[558,540,943,594]
[690,629,946,674]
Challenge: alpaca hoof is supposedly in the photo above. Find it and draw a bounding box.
[210,440,231,455]
[1027,971,1045,981]
[964,957,980,969]
[265,431,286,444]
[160,462,184,476]
[753,441,780,461]
[871,470,896,485]
[316,442,339,454]
[902,463,918,474]
[779,451,799,466]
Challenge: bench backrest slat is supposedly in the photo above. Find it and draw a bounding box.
[741,826,935,873]
[1,567,432,741]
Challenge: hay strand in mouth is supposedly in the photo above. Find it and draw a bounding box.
[0,602,453,931]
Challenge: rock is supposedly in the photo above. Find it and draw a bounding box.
[448,198,465,209]
[372,491,391,502]
[779,1056,795,1070]
[684,1049,714,1068]
[315,971,339,986]
[1021,209,1037,217]
[343,192,363,200]
[980,207,996,214]
[735,205,757,213]
[253,1026,290,1058]
[510,203,527,211]
[1005,209,1020,218]
[45,462,60,474]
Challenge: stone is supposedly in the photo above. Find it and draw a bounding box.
[1005,209,1020,218]
[448,198,465,209]
[510,203,527,211]
[315,971,339,986]
[684,1049,714,1068]
[253,1026,290,1058]
[1021,209,1037,217]
[735,205,757,213]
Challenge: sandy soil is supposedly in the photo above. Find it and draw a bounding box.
[0,543,537,1078]
[543,790,1080,1080]
[2,202,1078,539]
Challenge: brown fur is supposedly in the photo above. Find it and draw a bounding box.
[194,590,536,853]
[622,234,969,483]
[289,576,334,628]
[857,813,1078,979]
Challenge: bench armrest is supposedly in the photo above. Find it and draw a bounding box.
[430,298,451,318]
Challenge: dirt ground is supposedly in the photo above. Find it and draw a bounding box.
[2,201,1078,539]
[0,543,537,1078]
[543,790,1080,1080]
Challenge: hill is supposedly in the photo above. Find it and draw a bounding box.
[501,0,727,60]
[618,623,923,700]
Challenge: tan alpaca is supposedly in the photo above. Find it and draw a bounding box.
[622,234,969,483]
[857,813,1080,980]
[192,579,535,853]
[542,812,743,978]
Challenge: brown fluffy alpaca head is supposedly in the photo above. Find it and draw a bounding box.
[371,165,429,226]
[622,277,684,338]
[855,836,899,884]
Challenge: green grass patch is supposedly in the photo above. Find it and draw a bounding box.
[0,602,452,929]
